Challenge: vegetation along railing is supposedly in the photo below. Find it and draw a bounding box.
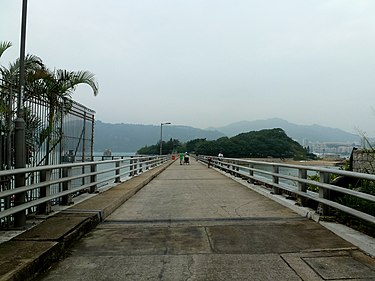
[200,156,375,228]
[0,155,170,227]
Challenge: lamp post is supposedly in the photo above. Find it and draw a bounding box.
[14,0,28,227]
[160,122,171,155]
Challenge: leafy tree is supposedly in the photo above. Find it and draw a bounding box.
[137,144,158,155]
[186,138,206,152]
[137,138,182,155]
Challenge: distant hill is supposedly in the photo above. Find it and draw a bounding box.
[94,118,362,153]
[194,128,308,159]
[210,118,360,143]
[94,121,225,152]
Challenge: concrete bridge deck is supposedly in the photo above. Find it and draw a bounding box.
[2,159,375,280]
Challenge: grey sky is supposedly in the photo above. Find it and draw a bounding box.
[1,0,375,136]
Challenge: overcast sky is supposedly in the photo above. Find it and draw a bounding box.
[1,0,375,135]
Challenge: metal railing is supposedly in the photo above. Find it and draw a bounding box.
[200,156,375,225]
[0,155,170,226]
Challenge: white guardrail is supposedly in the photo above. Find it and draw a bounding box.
[199,156,375,225]
[0,155,170,225]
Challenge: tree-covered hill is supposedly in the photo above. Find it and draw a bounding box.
[138,128,309,160]
[192,128,307,159]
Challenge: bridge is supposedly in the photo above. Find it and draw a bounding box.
[1,157,375,280]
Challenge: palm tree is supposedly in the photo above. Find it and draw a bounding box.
[1,41,99,166]
[0,41,16,171]
[28,68,98,165]
[0,41,13,117]
[1,41,46,169]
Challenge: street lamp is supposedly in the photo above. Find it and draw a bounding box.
[160,122,171,155]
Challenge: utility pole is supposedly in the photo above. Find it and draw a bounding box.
[14,0,28,227]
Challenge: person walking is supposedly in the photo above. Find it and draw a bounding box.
[184,152,190,165]
[179,153,184,165]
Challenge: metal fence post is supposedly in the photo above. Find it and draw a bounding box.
[89,163,97,193]
[129,157,134,177]
[133,158,138,176]
[61,167,72,205]
[235,161,240,177]
[248,164,254,183]
[115,160,121,183]
[318,171,331,215]
[14,118,26,226]
[139,158,143,174]
[146,157,151,170]
[272,165,280,194]
[297,168,308,206]
[38,169,52,214]
[231,161,235,175]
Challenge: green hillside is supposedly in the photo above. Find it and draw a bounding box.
[192,128,307,159]
[138,128,309,159]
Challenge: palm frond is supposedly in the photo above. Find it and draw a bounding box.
[58,70,99,96]
[0,41,12,58]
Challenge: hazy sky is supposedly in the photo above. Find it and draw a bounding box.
[1,0,375,135]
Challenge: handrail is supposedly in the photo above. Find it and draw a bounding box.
[199,156,375,225]
[0,155,170,223]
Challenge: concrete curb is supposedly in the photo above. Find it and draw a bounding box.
[0,160,173,281]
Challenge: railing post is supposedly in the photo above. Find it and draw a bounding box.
[129,156,134,177]
[297,168,308,206]
[14,118,26,227]
[139,158,143,173]
[318,171,331,215]
[61,167,72,205]
[235,161,240,177]
[89,163,97,193]
[37,169,52,214]
[115,160,121,183]
[272,165,280,194]
[148,157,152,168]
[81,165,85,187]
[133,157,138,175]
[248,164,254,183]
